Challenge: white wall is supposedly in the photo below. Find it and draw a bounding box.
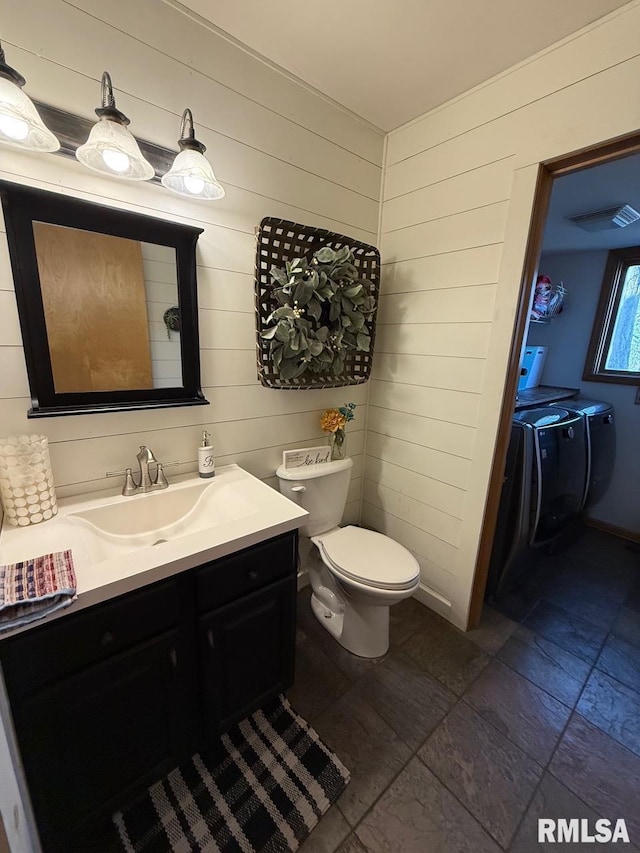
[0,0,384,524]
[0,4,383,848]
[528,250,640,534]
[367,0,640,627]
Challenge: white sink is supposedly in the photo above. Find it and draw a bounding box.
[0,464,309,618]
[68,477,254,542]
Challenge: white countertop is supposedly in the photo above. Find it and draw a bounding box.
[0,464,308,637]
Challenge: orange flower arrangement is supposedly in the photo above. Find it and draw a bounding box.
[320,403,356,459]
[320,408,347,434]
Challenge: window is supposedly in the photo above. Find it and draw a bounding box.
[584,247,640,384]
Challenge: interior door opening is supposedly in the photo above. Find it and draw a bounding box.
[469,133,640,627]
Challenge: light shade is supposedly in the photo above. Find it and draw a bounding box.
[162,148,225,199]
[75,72,154,181]
[0,46,59,152]
[76,118,154,181]
[161,108,225,200]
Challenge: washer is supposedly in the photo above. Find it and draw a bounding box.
[487,406,587,598]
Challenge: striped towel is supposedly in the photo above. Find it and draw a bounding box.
[0,550,77,633]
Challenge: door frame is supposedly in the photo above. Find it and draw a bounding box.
[467,129,640,628]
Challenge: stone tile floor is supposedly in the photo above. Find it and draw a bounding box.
[292,528,640,852]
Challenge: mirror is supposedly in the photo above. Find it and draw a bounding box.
[0,182,208,417]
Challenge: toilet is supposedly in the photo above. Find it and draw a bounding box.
[276,457,420,658]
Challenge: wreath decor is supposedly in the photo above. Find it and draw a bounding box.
[261,245,377,382]
[255,218,380,390]
[163,306,180,339]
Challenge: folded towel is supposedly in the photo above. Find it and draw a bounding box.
[0,550,77,633]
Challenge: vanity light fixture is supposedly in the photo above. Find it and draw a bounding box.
[76,72,154,181]
[161,109,225,200]
[0,41,59,152]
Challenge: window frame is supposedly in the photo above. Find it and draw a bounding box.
[583,246,640,385]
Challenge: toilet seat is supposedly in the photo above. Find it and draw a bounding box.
[314,526,420,591]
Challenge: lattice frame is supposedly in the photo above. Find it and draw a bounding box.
[255,217,380,390]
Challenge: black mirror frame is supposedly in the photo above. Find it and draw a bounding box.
[0,181,209,417]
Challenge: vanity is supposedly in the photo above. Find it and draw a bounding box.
[0,465,308,852]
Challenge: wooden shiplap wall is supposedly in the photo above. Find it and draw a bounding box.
[365,0,640,627]
[0,0,384,522]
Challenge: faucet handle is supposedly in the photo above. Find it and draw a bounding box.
[106,467,138,496]
[155,463,169,489]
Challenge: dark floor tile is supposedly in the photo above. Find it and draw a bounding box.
[489,557,565,624]
[489,590,538,624]
[613,607,640,649]
[389,596,434,646]
[541,578,621,631]
[350,649,456,750]
[402,611,490,695]
[355,756,500,853]
[523,600,607,664]
[510,773,631,853]
[552,559,633,605]
[464,660,570,764]
[625,580,640,613]
[561,529,639,582]
[497,626,592,708]
[597,634,640,694]
[298,805,351,853]
[313,691,411,827]
[287,631,350,722]
[464,605,517,655]
[335,835,367,853]
[419,702,542,848]
[560,562,637,604]
[550,713,640,841]
[297,589,386,683]
[577,669,640,757]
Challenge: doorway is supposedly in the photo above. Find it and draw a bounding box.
[469,132,640,627]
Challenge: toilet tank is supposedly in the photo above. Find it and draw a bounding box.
[276,457,353,537]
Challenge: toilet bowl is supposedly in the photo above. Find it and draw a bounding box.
[276,457,420,658]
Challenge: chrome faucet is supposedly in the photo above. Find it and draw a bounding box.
[137,446,158,491]
[106,446,177,496]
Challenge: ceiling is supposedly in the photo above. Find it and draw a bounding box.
[542,152,640,254]
[177,0,630,131]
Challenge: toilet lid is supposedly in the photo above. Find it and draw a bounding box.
[316,526,420,590]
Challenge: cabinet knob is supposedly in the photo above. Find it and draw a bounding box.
[248,570,259,581]
[207,628,214,650]
[100,631,114,647]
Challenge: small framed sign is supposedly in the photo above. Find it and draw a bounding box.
[282,446,331,470]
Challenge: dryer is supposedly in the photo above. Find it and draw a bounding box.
[550,398,615,509]
[487,406,587,598]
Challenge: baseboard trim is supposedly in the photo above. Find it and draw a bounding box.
[585,517,640,545]
[413,583,452,620]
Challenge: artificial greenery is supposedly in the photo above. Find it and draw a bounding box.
[261,245,376,381]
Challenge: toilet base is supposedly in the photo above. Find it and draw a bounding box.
[310,591,390,658]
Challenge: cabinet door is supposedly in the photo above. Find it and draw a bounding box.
[200,576,296,735]
[14,630,187,851]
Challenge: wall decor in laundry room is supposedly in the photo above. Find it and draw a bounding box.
[255,217,380,389]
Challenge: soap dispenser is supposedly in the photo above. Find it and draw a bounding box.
[198,430,215,478]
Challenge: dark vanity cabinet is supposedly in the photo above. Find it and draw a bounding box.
[0,531,298,851]
[196,534,297,734]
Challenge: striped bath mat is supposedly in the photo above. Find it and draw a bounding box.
[114,696,350,852]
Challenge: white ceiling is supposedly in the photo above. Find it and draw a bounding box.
[177,0,630,131]
[542,152,640,254]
